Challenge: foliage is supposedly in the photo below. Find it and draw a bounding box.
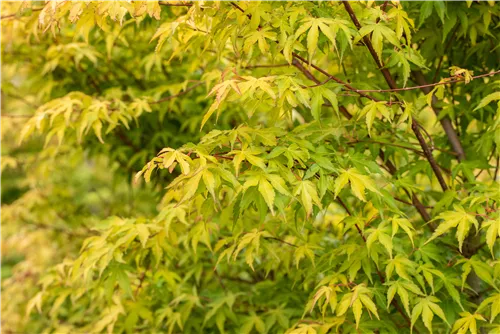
[1,1,500,333]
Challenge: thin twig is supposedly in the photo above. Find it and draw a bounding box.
[1,7,43,19]
[24,220,95,238]
[375,1,389,24]
[432,24,460,83]
[292,53,378,102]
[1,91,39,108]
[336,197,368,243]
[230,1,251,20]
[213,268,227,291]
[158,1,194,7]
[340,8,432,327]
[349,139,424,155]
[265,237,298,248]
[354,70,500,93]
[293,57,431,225]
[151,82,203,104]
[394,197,433,209]
[243,63,290,69]
[134,262,151,298]
[337,197,390,289]
[225,0,433,229]
[112,60,146,90]
[343,1,448,193]
[117,129,140,153]
[1,114,32,118]
[292,58,321,83]
[412,71,465,161]
[495,156,500,182]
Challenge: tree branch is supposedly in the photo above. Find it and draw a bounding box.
[353,70,499,93]
[265,237,299,248]
[349,139,424,155]
[432,24,460,83]
[1,90,39,109]
[150,82,203,104]
[337,195,415,331]
[1,114,32,118]
[1,7,43,20]
[158,1,193,7]
[292,53,379,102]
[243,63,290,69]
[228,0,433,228]
[495,156,500,182]
[412,70,466,161]
[293,54,432,225]
[134,262,151,298]
[336,197,371,244]
[343,1,448,192]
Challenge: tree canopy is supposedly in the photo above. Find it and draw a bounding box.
[1,1,500,333]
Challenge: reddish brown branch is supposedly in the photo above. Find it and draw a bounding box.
[230,2,251,20]
[293,58,322,84]
[215,0,434,229]
[412,71,466,161]
[349,139,424,155]
[337,195,412,329]
[265,237,299,248]
[158,1,194,7]
[411,121,448,191]
[293,59,432,224]
[336,198,365,243]
[243,63,290,69]
[151,82,203,104]
[343,1,448,192]
[375,1,389,24]
[1,114,32,118]
[293,53,378,102]
[495,156,500,182]
[354,70,500,93]
[1,7,43,19]
[134,270,148,298]
[432,24,460,83]
[394,197,433,209]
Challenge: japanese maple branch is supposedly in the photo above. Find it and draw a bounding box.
[412,70,466,161]
[336,197,367,243]
[495,156,500,182]
[349,139,424,155]
[134,264,150,298]
[24,220,93,238]
[293,56,433,225]
[265,237,299,248]
[229,0,433,226]
[432,24,460,83]
[394,197,433,209]
[230,1,252,20]
[1,114,32,118]
[1,90,39,109]
[151,82,203,104]
[231,1,401,109]
[0,7,43,19]
[337,195,415,331]
[112,60,146,90]
[243,63,290,69]
[353,70,500,93]
[293,60,354,120]
[117,129,141,153]
[158,1,193,7]
[292,53,380,102]
[343,1,448,192]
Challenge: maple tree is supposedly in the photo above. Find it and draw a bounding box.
[1,1,500,333]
